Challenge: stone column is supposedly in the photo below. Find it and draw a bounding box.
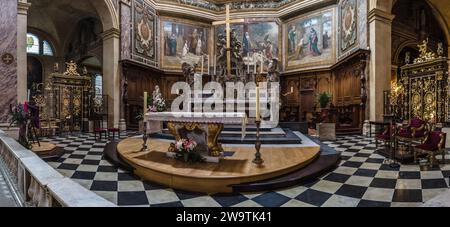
[368,8,395,122]
[119,0,132,131]
[17,0,30,104]
[0,0,18,123]
[102,28,121,128]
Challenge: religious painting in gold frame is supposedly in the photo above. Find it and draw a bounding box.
[284,6,337,71]
[160,17,212,71]
[213,18,282,72]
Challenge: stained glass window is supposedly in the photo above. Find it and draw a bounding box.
[26,33,40,54]
[95,74,103,97]
[26,32,55,56]
[43,40,54,56]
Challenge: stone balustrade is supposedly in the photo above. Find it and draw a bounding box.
[0,130,116,207]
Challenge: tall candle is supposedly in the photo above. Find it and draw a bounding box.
[207,55,210,75]
[256,85,260,122]
[27,89,30,102]
[144,92,148,115]
[201,55,204,75]
[260,55,264,74]
[247,52,250,74]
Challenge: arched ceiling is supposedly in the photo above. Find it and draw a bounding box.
[28,0,101,54]
[427,0,450,45]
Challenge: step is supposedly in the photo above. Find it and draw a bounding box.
[231,153,341,192]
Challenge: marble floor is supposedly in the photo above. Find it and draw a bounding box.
[41,133,450,207]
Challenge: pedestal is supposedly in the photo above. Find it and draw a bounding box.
[119,118,127,131]
[317,123,336,141]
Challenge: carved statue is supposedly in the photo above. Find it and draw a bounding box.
[63,60,80,77]
[216,29,245,83]
[182,62,195,87]
[405,52,411,65]
[437,42,444,57]
[414,38,437,64]
[267,58,280,82]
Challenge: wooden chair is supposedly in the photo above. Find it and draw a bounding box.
[108,128,120,140]
[414,131,446,167]
[93,115,107,141]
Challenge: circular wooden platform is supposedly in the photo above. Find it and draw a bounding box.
[117,138,320,193]
[31,142,57,155]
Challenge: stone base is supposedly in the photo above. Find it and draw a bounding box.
[317,123,336,141]
[119,119,127,131]
[441,127,450,148]
[166,152,221,163]
[362,120,371,137]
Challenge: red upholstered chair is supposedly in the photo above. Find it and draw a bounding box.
[396,118,429,150]
[375,124,395,149]
[414,131,446,167]
[397,118,428,139]
[108,128,120,140]
[93,116,107,141]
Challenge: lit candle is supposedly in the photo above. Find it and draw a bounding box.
[144,92,148,115]
[291,86,294,93]
[256,85,260,122]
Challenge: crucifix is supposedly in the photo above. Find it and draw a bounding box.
[212,4,245,77]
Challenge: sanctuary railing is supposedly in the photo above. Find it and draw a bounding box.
[0,129,116,207]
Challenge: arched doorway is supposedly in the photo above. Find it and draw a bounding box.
[26,0,120,128]
[26,56,43,99]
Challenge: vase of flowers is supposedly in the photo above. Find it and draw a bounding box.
[173,139,205,163]
[151,85,166,112]
[9,103,31,149]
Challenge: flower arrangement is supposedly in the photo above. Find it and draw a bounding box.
[9,103,31,149]
[150,85,166,112]
[173,139,205,163]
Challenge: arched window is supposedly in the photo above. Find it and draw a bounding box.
[26,32,55,56]
[95,74,103,97]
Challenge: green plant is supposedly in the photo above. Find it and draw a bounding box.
[318,92,332,108]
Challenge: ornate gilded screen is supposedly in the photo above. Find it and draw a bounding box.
[399,41,448,123]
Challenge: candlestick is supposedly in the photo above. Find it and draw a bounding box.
[256,85,260,121]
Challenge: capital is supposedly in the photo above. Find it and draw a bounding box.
[18,0,31,15]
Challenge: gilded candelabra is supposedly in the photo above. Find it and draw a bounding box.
[253,73,265,165]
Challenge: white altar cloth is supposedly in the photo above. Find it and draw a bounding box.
[146,112,247,139]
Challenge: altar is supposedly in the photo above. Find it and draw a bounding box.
[146,112,247,158]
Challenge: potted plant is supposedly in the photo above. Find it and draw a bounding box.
[317,92,332,122]
[9,103,32,149]
[318,92,332,109]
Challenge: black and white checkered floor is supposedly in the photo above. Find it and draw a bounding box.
[42,133,450,207]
